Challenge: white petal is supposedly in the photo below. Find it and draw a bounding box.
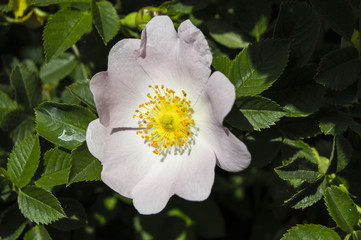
[205,71,236,124]
[86,119,157,198]
[177,19,212,67]
[86,119,110,160]
[136,16,211,103]
[90,39,151,128]
[175,140,216,201]
[131,140,216,214]
[193,71,251,172]
[210,124,251,172]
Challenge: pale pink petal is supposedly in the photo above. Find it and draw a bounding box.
[205,71,236,124]
[177,19,212,67]
[175,140,216,201]
[192,76,251,172]
[86,119,110,160]
[210,124,251,172]
[131,142,216,214]
[136,16,211,103]
[90,39,150,128]
[86,119,157,198]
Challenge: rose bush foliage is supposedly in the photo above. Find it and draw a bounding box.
[0,0,361,239]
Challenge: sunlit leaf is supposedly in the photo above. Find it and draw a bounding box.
[327,136,352,173]
[35,148,71,187]
[67,79,96,111]
[18,186,66,224]
[319,113,351,136]
[7,135,40,188]
[24,225,52,240]
[236,96,286,131]
[275,158,319,183]
[92,0,120,45]
[231,39,289,97]
[0,90,18,124]
[43,9,92,61]
[324,186,359,232]
[282,224,340,240]
[212,56,231,77]
[35,102,96,150]
[67,143,102,185]
[40,52,77,84]
[207,19,249,49]
[285,177,327,209]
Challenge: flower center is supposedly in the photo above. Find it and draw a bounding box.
[133,85,194,154]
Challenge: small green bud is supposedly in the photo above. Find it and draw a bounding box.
[135,7,164,30]
[120,12,137,29]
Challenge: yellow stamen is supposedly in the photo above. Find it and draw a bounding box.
[133,85,194,154]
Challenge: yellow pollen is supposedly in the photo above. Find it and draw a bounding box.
[133,85,194,154]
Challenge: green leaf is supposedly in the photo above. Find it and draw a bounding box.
[24,225,52,240]
[35,148,71,187]
[275,158,319,183]
[7,135,40,188]
[249,15,267,41]
[40,52,77,84]
[0,90,18,124]
[9,117,35,144]
[353,231,361,240]
[327,136,352,173]
[43,9,92,61]
[285,177,327,209]
[29,0,90,5]
[309,0,354,40]
[274,2,320,66]
[10,64,42,110]
[67,79,96,111]
[67,143,102,185]
[35,102,96,150]
[92,0,120,45]
[18,186,66,224]
[324,186,359,232]
[281,139,318,165]
[264,65,325,117]
[319,113,351,135]
[207,19,249,49]
[212,56,231,77]
[231,39,289,97]
[50,198,87,231]
[236,96,286,131]
[0,205,27,240]
[281,224,340,240]
[315,47,361,91]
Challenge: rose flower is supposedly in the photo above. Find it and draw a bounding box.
[86,16,251,214]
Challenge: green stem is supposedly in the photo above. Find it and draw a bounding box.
[344,232,352,240]
[71,44,88,80]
